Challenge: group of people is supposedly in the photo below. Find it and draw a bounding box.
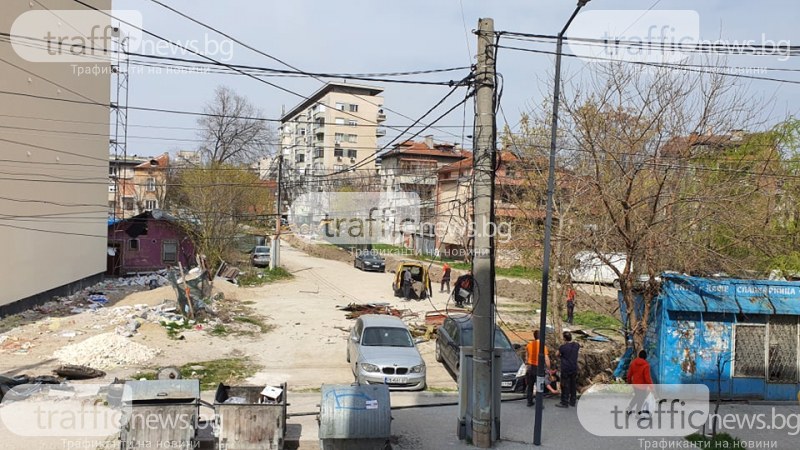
[524,328,654,413]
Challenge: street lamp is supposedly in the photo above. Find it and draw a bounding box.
[534,0,590,446]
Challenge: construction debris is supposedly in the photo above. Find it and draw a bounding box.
[52,333,159,369]
[54,364,106,380]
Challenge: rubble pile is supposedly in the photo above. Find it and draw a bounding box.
[338,303,417,320]
[52,332,159,369]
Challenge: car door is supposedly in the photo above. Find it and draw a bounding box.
[442,319,460,371]
[348,319,363,372]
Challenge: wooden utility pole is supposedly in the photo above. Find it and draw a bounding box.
[472,17,497,448]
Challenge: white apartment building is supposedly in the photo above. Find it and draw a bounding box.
[279,82,386,194]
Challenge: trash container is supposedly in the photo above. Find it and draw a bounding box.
[119,380,200,450]
[214,383,287,450]
[319,384,391,450]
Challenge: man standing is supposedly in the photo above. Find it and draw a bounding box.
[626,350,654,415]
[566,286,576,325]
[453,271,474,307]
[402,268,413,300]
[440,263,452,293]
[525,329,550,407]
[555,331,580,408]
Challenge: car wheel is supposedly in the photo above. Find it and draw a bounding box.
[416,381,427,392]
[435,341,443,362]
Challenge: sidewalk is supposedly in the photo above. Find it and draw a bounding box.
[281,391,800,449]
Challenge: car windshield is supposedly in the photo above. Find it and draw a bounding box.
[363,254,383,261]
[361,327,414,347]
[254,246,269,253]
[460,328,513,349]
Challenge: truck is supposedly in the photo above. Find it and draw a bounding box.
[568,251,626,288]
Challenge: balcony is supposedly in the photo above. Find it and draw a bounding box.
[376,127,387,137]
[377,110,387,122]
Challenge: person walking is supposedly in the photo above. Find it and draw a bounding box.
[566,286,576,324]
[525,329,550,407]
[555,331,580,408]
[453,271,474,307]
[402,268,413,300]
[626,349,654,416]
[440,263,452,293]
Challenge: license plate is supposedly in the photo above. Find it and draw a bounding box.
[385,377,407,384]
[501,381,513,387]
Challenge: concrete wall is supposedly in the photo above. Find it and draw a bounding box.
[0,0,111,309]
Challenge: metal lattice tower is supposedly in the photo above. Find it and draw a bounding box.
[110,36,130,221]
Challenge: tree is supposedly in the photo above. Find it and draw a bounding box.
[198,86,274,165]
[170,164,274,266]
[552,62,767,348]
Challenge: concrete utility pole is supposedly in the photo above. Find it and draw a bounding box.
[271,153,283,270]
[472,17,497,449]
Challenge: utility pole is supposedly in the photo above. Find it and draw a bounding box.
[472,17,497,449]
[271,153,283,270]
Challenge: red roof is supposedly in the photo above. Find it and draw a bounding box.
[384,140,468,159]
[135,153,170,169]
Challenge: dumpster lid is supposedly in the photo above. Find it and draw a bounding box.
[123,380,200,403]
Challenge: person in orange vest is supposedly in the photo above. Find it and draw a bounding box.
[566,286,577,324]
[626,349,654,416]
[525,329,551,407]
[440,263,452,293]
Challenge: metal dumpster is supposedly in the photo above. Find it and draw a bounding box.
[119,380,201,450]
[213,383,288,450]
[319,384,391,450]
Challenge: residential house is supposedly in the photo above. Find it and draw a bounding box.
[0,0,111,314]
[434,151,524,263]
[109,153,169,219]
[379,137,468,251]
[107,210,195,276]
[279,82,386,195]
[620,273,800,401]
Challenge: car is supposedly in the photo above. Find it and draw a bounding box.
[435,314,525,392]
[347,315,426,391]
[250,245,271,267]
[354,251,386,272]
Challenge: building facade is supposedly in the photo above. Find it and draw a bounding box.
[279,82,385,195]
[0,0,111,313]
[109,153,169,220]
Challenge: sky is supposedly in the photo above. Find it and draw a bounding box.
[110,0,800,157]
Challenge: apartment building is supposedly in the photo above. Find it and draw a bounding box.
[0,0,111,313]
[379,137,468,251]
[279,82,386,194]
[108,153,170,220]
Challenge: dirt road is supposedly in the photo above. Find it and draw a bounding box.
[238,240,459,391]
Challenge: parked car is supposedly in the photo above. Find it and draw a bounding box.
[354,252,386,272]
[250,245,271,267]
[347,315,426,391]
[392,261,432,299]
[435,314,525,392]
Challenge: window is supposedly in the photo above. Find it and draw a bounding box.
[299,128,306,136]
[146,178,156,192]
[335,118,345,125]
[334,148,343,157]
[346,134,357,143]
[128,239,139,251]
[335,132,345,142]
[296,154,305,163]
[162,240,178,264]
[349,103,359,112]
[109,200,115,210]
[335,102,345,111]
[767,316,798,383]
[144,200,157,211]
[314,148,324,158]
[347,149,357,158]
[347,120,357,127]
[109,166,117,176]
[734,324,766,378]
[123,197,134,211]
[334,164,344,172]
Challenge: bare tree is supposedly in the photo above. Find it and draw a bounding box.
[198,86,273,164]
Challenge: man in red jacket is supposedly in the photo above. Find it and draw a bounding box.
[626,349,654,415]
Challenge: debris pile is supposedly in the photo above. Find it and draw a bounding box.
[52,332,159,369]
[338,303,416,320]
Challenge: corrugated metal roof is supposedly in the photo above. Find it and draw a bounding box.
[661,274,800,315]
